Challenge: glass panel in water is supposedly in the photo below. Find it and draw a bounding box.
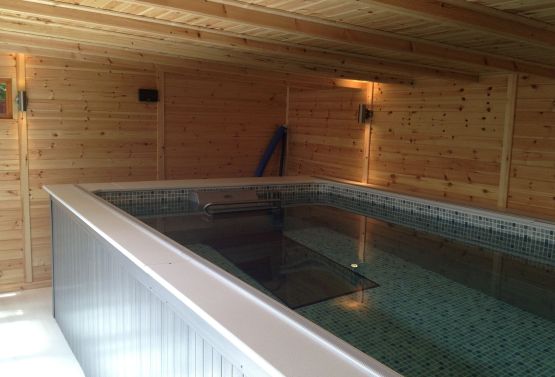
[141,204,555,377]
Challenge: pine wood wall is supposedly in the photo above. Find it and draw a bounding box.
[287,75,555,219]
[26,56,159,286]
[369,76,508,208]
[287,87,368,181]
[508,75,555,218]
[164,70,286,179]
[0,54,24,290]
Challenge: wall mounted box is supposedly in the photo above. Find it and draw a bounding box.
[138,88,159,102]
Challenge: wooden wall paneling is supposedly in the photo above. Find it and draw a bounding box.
[368,75,507,207]
[0,53,25,291]
[507,75,555,218]
[164,71,286,179]
[16,53,32,283]
[497,74,519,208]
[26,56,158,284]
[157,69,165,180]
[287,86,368,181]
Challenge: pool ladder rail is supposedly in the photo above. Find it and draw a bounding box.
[202,199,282,215]
[192,189,282,216]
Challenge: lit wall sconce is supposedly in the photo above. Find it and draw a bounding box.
[16,91,27,112]
[358,103,373,124]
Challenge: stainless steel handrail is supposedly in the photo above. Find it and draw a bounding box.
[203,199,281,215]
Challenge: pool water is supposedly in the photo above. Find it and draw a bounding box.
[141,204,555,377]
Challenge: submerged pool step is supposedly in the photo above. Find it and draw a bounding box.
[203,229,378,310]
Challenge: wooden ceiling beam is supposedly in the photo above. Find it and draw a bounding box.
[0,39,368,90]
[0,21,412,84]
[0,0,478,81]
[128,0,555,78]
[0,6,416,85]
[360,0,555,49]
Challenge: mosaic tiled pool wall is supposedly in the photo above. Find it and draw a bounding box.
[94,181,555,267]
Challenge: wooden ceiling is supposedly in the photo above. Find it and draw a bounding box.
[1,0,555,83]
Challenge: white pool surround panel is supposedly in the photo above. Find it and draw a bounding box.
[45,176,400,377]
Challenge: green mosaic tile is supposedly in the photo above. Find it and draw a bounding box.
[287,227,555,377]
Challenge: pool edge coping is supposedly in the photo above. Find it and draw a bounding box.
[45,176,401,377]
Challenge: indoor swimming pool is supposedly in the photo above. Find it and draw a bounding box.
[136,197,555,377]
[46,177,555,377]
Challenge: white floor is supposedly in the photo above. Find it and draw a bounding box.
[0,287,85,377]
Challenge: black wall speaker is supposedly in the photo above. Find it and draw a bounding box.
[138,89,159,102]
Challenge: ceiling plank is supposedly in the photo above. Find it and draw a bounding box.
[361,0,555,49]
[0,22,414,87]
[0,0,478,81]
[0,16,414,84]
[128,0,555,78]
[0,32,375,89]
